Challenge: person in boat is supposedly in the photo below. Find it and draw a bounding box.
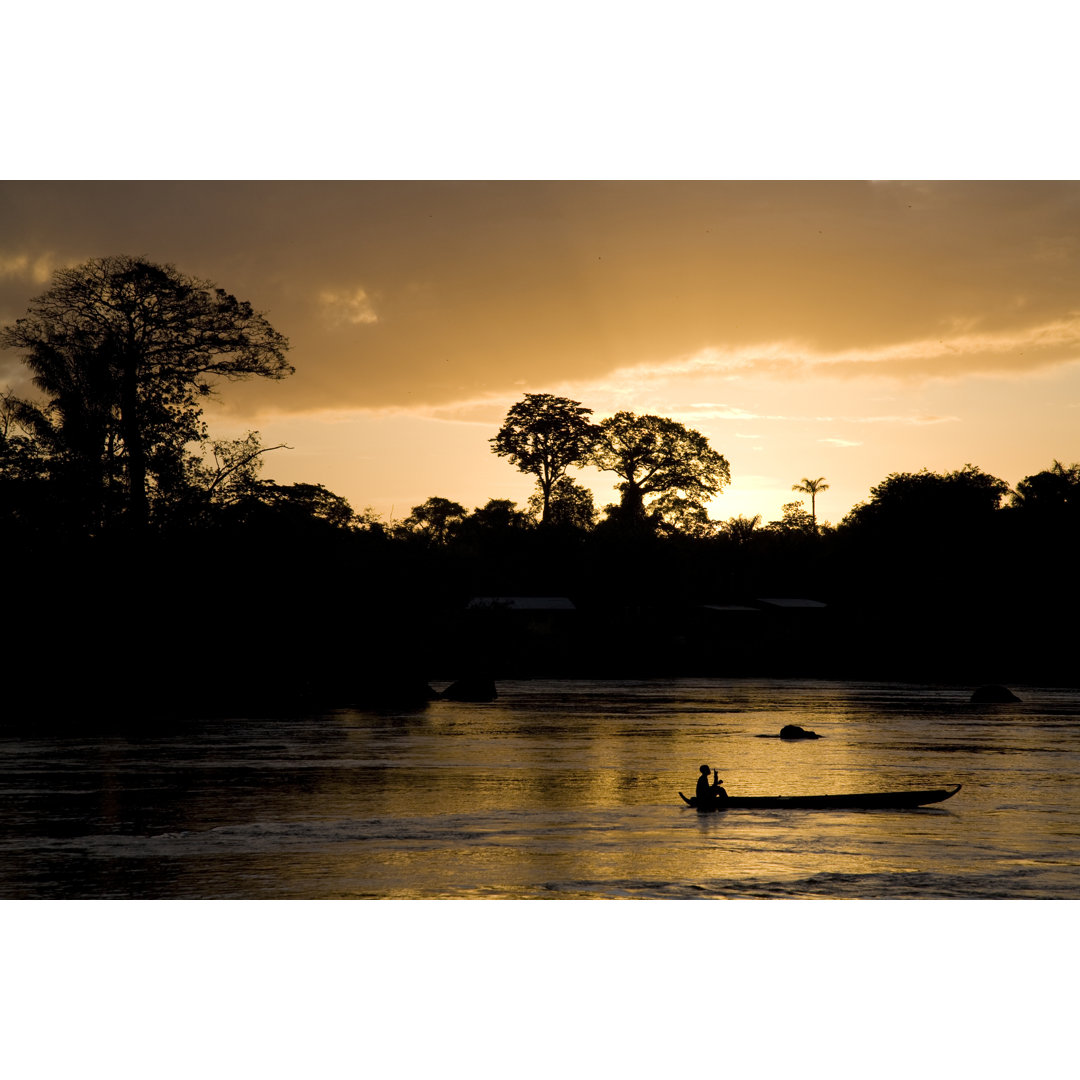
[696,765,728,806]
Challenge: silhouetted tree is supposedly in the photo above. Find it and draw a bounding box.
[353,506,389,537]
[246,481,357,530]
[490,394,595,524]
[767,500,814,533]
[0,255,292,529]
[651,491,718,537]
[1005,461,1080,658]
[792,476,829,532]
[527,476,596,530]
[589,411,730,530]
[400,496,468,543]
[1011,460,1080,522]
[725,513,762,543]
[0,391,61,533]
[200,432,284,501]
[841,465,1009,535]
[474,498,530,529]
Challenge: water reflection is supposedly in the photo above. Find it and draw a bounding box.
[1,679,1078,898]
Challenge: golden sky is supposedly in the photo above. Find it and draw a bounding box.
[3,180,1079,525]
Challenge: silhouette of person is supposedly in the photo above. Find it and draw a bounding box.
[696,764,727,807]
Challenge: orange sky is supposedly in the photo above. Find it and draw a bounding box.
[3,180,1079,525]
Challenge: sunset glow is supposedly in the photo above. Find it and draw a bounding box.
[3,180,1079,526]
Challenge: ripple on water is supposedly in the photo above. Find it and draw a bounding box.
[1,678,1079,898]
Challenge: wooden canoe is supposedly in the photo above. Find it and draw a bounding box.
[678,784,961,811]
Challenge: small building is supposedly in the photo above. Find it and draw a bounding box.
[466,597,576,612]
[755,598,827,611]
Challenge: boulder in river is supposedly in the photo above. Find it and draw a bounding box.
[779,724,821,740]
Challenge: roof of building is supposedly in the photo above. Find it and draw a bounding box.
[466,596,577,611]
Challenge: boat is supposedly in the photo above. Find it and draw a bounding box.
[678,784,961,811]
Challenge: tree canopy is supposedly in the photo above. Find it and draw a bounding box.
[490,394,595,524]
[1011,460,1080,522]
[724,513,762,543]
[841,465,1009,535]
[527,477,597,531]
[400,496,469,544]
[767,500,815,534]
[0,255,292,529]
[589,411,730,528]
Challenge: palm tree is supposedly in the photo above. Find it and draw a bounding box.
[792,476,829,532]
[725,513,761,543]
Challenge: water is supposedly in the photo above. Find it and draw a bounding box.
[2,678,1078,899]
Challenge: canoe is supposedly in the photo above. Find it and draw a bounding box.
[678,784,961,811]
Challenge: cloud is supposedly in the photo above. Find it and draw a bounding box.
[393,389,961,439]
[6,181,1080,418]
[815,316,1080,381]
[847,414,959,426]
[423,400,510,425]
[609,345,799,385]
[592,317,1080,394]
[318,287,379,326]
[0,250,65,284]
[682,402,776,421]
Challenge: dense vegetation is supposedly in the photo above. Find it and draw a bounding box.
[3,257,1078,723]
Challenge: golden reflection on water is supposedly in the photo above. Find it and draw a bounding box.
[221,684,995,898]
[5,679,1078,898]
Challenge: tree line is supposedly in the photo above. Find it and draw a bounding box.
[3,255,1080,714]
[4,255,1077,549]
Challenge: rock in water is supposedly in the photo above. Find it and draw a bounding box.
[779,724,821,740]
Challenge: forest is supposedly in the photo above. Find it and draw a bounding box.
[2,256,1078,723]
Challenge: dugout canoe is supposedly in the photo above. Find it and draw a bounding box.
[678,784,961,811]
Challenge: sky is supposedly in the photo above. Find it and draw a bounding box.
[3,180,1078,526]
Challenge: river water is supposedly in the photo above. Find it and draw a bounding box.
[2,678,1078,899]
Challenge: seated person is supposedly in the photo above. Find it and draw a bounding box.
[696,764,728,805]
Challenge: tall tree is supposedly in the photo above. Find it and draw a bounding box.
[792,476,829,532]
[0,255,292,528]
[589,411,730,529]
[490,394,595,525]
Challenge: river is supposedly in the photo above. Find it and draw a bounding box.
[2,678,1078,899]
